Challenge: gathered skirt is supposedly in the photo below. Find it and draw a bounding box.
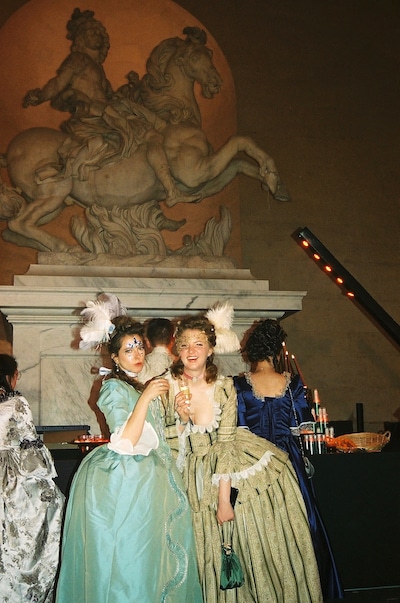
[56,444,203,603]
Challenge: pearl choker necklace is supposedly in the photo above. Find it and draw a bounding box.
[184,372,203,383]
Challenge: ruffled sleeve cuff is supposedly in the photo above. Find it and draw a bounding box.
[211,449,275,488]
[108,419,159,456]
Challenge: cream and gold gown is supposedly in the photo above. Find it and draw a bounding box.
[164,375,323,603]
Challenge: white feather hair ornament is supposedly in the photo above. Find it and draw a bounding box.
[205,301,240,354]
[79,293,127,350]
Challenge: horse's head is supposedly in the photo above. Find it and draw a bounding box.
[174,28,223,99]
[140,27,223,124]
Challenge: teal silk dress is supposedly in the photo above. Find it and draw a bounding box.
[56,379,202,603]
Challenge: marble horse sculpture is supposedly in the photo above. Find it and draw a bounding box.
[0,9,289,256]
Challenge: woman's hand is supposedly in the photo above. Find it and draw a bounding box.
[174,390,191,424]
[217,480,235,525]
[216,499,235,525]
[122,377,169,447]
[142,377,169,403]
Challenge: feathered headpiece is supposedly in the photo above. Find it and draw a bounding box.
[79,293,127,350]
[205,301,240,354]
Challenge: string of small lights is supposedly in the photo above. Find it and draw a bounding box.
[292,227,400,348]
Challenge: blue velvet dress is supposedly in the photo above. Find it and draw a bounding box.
[234,373,344,601]
[55,379,202,603]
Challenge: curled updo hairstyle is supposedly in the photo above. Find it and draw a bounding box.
[107,316,145,391]
[0,354,18,394]
[243,319,287,369]
[171,315,218,383]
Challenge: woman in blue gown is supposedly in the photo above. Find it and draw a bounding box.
[56,304,202,603]
[233,319,344,601]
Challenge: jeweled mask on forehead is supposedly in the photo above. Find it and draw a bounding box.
[175,330,209,352]
[124,336,145,350]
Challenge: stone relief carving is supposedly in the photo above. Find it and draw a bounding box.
[0,8,289,266]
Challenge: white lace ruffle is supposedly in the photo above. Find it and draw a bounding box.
[175,384,223,472]
[186,380,223,434]
[108,419,159,456]
[211,449,275,488]
[189,402,222,434]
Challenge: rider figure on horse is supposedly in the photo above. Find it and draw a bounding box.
[23,8,198,206]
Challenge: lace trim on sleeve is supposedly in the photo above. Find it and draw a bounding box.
[211,449,275,488]
[108,418,159,456]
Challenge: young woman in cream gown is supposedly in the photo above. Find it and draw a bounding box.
[164,309,323,603]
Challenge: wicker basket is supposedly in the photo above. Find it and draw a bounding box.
[334,431,391,453]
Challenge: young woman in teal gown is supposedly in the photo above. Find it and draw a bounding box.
[55,297,202,603]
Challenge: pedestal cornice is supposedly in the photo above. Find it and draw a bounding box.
[0,264,307,427]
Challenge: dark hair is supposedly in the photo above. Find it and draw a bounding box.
[171,315,217,383]
[243,319,287,367]
[0,354,18,394]
[107,316,145,391]
[145,318,174,347]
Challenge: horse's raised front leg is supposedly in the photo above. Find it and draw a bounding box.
[6,181,78,252]
[173,134,290,201]
[189,157,290,202]
[214,136,290,200]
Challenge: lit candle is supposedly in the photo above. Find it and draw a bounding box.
[284,350,290,373]
[313,389,320,426]
[291,354,306,386]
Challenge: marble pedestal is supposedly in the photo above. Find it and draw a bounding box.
[0,264,306,433]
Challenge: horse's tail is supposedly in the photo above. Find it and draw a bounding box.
[0,152,7,168]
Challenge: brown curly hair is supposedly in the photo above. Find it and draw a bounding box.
[171,315,218,383]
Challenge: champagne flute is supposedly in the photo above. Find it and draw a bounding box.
[179,375,191,403]
[153,371,168,410]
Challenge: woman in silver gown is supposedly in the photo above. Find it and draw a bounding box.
[0,354,65,603]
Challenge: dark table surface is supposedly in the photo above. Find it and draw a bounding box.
[310,450,400,590]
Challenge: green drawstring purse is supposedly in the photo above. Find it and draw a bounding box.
[219,521,245,590]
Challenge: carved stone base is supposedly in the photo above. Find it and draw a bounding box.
[37,251,237,270]
[0,263,306,432]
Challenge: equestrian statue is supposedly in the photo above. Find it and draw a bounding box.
[0,8,289,257]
